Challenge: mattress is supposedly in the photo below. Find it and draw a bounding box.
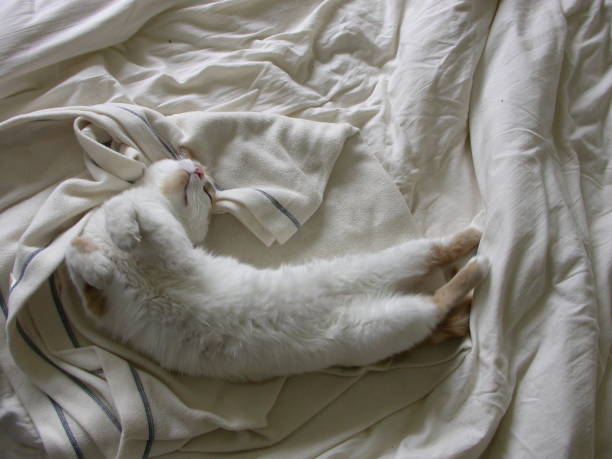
[1,0,610,457]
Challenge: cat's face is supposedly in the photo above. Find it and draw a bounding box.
[143,159,216,243]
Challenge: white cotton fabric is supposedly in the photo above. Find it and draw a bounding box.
[0,104,356,248]
[169,111,358,246]
[0,0,610,458]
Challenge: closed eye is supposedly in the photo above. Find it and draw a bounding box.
[181,169,214,205]
[203,181,214,203]
[182,170,193,206]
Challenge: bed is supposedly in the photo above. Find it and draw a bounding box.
[1,0,610,457]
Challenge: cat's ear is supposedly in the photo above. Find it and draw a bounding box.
[177,146,194,160]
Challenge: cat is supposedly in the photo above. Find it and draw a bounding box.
[65,158,489,381]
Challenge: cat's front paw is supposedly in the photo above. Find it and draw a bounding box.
[105,203,142,252]
[110,226,141,252]
[67,237,114,289]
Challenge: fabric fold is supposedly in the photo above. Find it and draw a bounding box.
[0,104,356,249]
[169,111,357,246]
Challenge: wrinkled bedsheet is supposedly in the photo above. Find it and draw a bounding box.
[1,0,610,458]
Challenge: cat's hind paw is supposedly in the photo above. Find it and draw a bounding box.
[466,255,490,285]
[432,255,489,317]
[430,227,482,266]
[425,296,472,344]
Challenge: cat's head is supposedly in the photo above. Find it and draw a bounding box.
[142,158,216,244]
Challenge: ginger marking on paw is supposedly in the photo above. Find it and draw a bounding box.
[430,228,481,266]
[432,258,486,317]
[426,296,472,344]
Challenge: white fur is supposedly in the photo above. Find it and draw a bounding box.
[66,159,486,381]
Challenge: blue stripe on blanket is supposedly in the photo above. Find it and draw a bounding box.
[49,396,85,459]
[1,291,88,455]
[129,365,155,459]
[7,243,159,453]
[119,107,178,159]
[15,319,122,431]
[9,246,48,295]
[255,188,301,230]
[0,290,6,317]
[49,273,80,348]
[215,183,301,231]
[115,110,302,235]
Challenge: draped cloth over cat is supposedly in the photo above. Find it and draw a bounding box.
[1,104,357,250]
[170,111,358,245]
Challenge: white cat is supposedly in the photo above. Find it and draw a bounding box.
[66,158,488,381]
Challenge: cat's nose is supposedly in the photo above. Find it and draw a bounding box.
[194,165,204,179]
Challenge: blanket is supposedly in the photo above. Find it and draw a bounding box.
[1,0,610,458]
[0,104,356,248]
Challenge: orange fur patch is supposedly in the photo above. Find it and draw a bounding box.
[430,228,481,266]
[426,297,471,344]
[161,170,189,197]
[71,237,98,253]
[178,146,194,159]
[432,259,482,317]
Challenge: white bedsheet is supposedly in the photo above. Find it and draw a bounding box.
[1,0,610,458]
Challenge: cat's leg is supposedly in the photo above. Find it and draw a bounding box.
[103,195,194,271]
[104,196,142,252]
[430,255,489,318]
[429,227,482,267]
[421,296,472,344]
[307,227,482,294]
[134,206,196,272]
[415,255,491,344]
[66,238,114,289]
[62,248,110,317]
[206,256,489,380]
[103,192,192,256]
[332,255,489,367]
[415,254,489,345]
[333,294,445,366]
[206,292,445,380]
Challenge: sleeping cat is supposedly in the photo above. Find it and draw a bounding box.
[66,158,488,381]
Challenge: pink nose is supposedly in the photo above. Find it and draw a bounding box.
[194,165,204,179]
